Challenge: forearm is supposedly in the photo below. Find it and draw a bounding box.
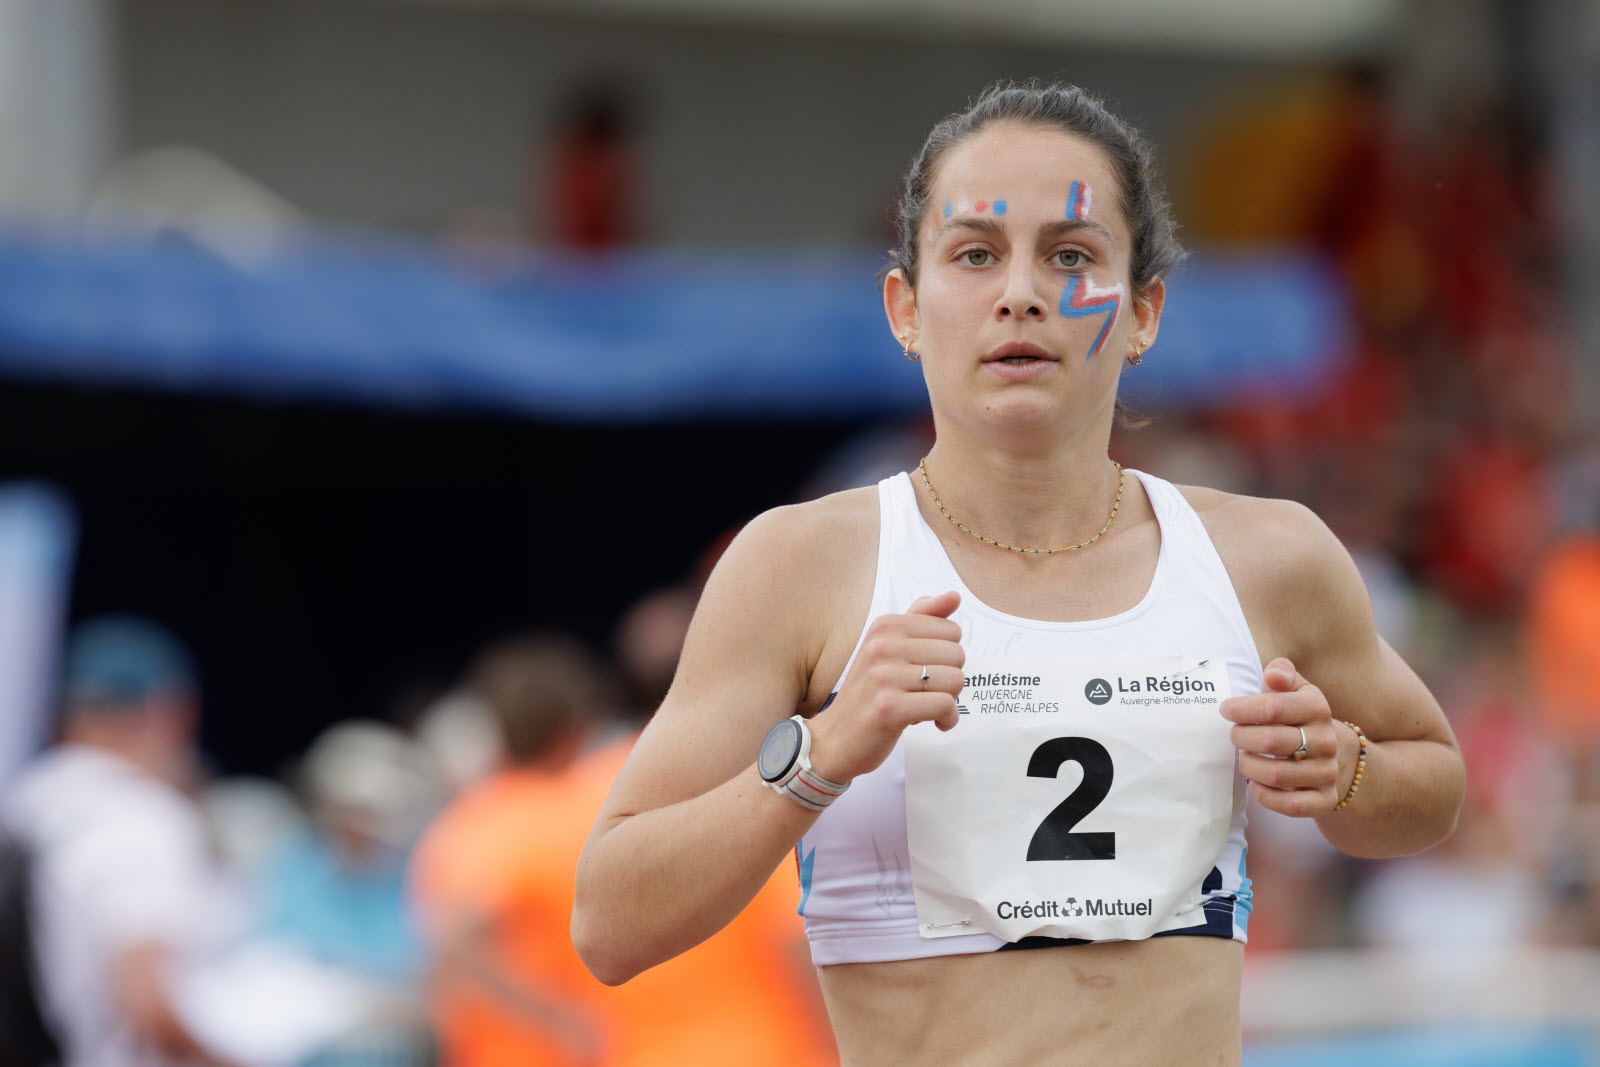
[573,764,818,985]
[1315,730,1464,859]
[115,945,237,1067]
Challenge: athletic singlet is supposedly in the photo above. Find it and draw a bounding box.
[795,469,1258,967]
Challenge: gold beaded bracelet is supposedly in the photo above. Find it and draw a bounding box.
[1334,720,1368,810]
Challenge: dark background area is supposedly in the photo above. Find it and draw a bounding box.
[1,381,867,775]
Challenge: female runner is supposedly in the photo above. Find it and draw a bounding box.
[573,82,1464,1066]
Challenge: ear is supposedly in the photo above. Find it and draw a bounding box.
[883,267,919,350]
[1128,276,1166,353]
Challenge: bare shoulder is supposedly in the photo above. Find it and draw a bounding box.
[758,483,879,551]
[1171,484,1454,761]
[594,484,880,821]
[720,485,877,603]
[1173,484,1369,663]
[1175,485,1341,570]
[719,485,879,680]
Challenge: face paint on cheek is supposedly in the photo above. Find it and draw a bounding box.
[943,201,953,219]
[1059,274,1125,362]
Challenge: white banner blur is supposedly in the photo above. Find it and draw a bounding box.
[0,484,76,786]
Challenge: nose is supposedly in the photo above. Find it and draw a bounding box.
[996,261,1046,321]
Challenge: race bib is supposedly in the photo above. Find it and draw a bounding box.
[904,656,1237,943]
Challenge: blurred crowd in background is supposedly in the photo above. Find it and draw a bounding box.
[1,584,836,1067]
[2,0,1599,1064]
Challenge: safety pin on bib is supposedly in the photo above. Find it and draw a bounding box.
[925,919,973,930]
[1161,659,1210,681]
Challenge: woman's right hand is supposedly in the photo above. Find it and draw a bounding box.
[807,590,966,784]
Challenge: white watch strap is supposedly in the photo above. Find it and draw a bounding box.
[783,766,849,811]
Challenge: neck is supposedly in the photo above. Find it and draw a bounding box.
[920,418,1124,552]
[62,721,186,786]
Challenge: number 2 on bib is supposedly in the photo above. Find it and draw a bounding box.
[1026,736,1116,861]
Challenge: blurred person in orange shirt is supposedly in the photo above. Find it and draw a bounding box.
[1528,535,1600,749]
[411,630,830,1067]
[411,634,610,1066]
[604,587,833,1065]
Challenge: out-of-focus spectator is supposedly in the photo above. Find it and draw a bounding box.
[536,83,639,248]
[612,585,698,725]
[603,588,834,1064]
[415,692,500,795]
[1526,534,1600,747]
[257,721,435,992]
[1354,629,1553,960]
[200,777,304,885]
[412,627,834,1066]
[565,740,834,1067]
[1,616,234,1067]
[411,633,611,1066]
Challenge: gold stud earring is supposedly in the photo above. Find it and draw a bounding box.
[901,333,919,362]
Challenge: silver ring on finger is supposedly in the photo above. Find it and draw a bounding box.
[1291,725,1309,761]
[919,665,930,691]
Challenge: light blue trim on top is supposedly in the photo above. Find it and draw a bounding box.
[1234,844,1253,938]
[797,843,817,916]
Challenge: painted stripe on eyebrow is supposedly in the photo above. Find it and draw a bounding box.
[1066,181,1082,220]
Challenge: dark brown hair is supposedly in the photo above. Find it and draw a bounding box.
[469,632,606,765]
[885,80,1185,302]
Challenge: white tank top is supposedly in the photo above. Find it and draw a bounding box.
[796,469,1259,966]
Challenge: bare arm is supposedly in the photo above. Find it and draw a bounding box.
[113,943,238,1067]
[571,498,965,985]
[1213,496,1464,857]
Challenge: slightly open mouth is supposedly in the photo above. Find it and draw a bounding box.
[998,355,1045,364]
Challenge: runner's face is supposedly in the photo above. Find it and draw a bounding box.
[908,123,1137,432]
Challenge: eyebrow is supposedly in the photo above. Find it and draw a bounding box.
[932,215,1116,245]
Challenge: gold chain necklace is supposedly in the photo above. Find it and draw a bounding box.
[917,457,1126,555]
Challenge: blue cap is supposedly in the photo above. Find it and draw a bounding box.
[62,615,197,707]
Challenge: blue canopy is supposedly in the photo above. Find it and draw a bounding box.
[0,230,1349,420]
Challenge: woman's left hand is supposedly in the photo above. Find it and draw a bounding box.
[1221,657,1353,818]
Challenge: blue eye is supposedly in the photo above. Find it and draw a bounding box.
[962,250,991,266]
[1056,250,1083,268]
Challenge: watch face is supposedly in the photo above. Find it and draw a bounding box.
[758,719,802,782]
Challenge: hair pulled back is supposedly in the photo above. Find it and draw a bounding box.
[886,80,1185,302]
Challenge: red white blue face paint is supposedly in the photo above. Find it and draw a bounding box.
[929,197,1010,248]
[1065,180,1094,222]
[1059,273,1124,361]
[942,197,1008,220]
[1058,181,1122,360]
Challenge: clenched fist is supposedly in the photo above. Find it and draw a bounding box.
[1222,657,1357,818]
[807,590,966,785]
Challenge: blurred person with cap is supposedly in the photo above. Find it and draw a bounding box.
[2,615,236,1067]
[256,721,435,998]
